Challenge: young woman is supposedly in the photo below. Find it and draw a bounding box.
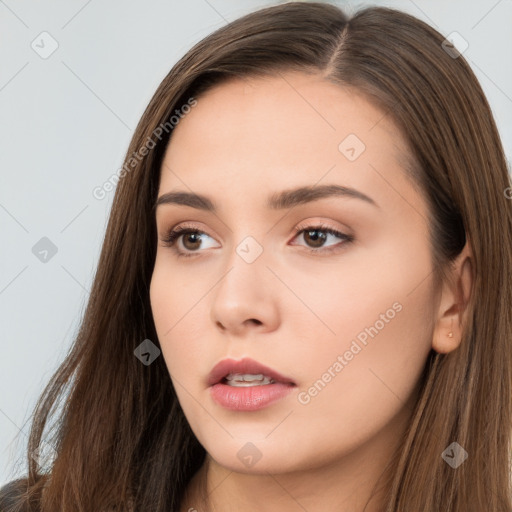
[1,2,511,511]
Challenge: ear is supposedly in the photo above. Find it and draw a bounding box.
[432,237,474,354]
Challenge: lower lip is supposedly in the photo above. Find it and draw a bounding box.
[209,381,295,411]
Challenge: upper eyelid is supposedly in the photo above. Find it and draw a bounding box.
[161,222,350,245]
[161,221,347,237]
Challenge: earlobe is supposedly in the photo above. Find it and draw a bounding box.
[433,314,458,354]
[431,237,474,354]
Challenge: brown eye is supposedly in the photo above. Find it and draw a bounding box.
[181,231,203,251]
[302,229,328,248]
[160,226,220,258]
[292,224,354,254]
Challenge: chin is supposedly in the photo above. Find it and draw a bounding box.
[201,436,310,476]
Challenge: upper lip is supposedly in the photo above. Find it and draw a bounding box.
[207,357,296,386]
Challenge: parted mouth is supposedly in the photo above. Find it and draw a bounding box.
[207,357,296,387]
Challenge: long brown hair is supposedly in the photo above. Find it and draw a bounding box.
[2,2,511,511]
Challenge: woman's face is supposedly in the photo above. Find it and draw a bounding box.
[150,71,438,474]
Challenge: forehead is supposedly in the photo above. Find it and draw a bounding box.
[158,71,422,218]
[170,71,401,140]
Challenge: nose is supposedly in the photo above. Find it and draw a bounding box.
[210,246,280,337]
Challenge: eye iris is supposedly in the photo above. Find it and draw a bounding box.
[304,229,326,248]
[183,232,202,250]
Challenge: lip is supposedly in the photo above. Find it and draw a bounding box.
[208,357,296,411]
[207,357,296,387]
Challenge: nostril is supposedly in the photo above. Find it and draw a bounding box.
[215,319,262,330]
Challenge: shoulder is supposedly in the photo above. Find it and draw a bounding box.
[0,478,30,511]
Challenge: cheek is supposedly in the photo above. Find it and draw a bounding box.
[292,294,433,460]
[149,261,209,382]
[289,241,436,433]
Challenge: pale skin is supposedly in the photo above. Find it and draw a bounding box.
[149,71,473,512]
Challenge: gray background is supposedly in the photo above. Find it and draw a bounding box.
[1,0,511,486]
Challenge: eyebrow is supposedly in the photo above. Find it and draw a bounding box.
[154,184,379,212]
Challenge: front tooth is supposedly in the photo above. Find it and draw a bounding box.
[225,373,274,386]
[243,373,265,382]
[226,373,264,381]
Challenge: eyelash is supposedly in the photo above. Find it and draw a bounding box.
[159,222,354,258]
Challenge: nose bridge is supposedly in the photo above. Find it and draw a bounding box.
[210,228,278,332]
[218,231,268,299]
[220,213,269,270]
